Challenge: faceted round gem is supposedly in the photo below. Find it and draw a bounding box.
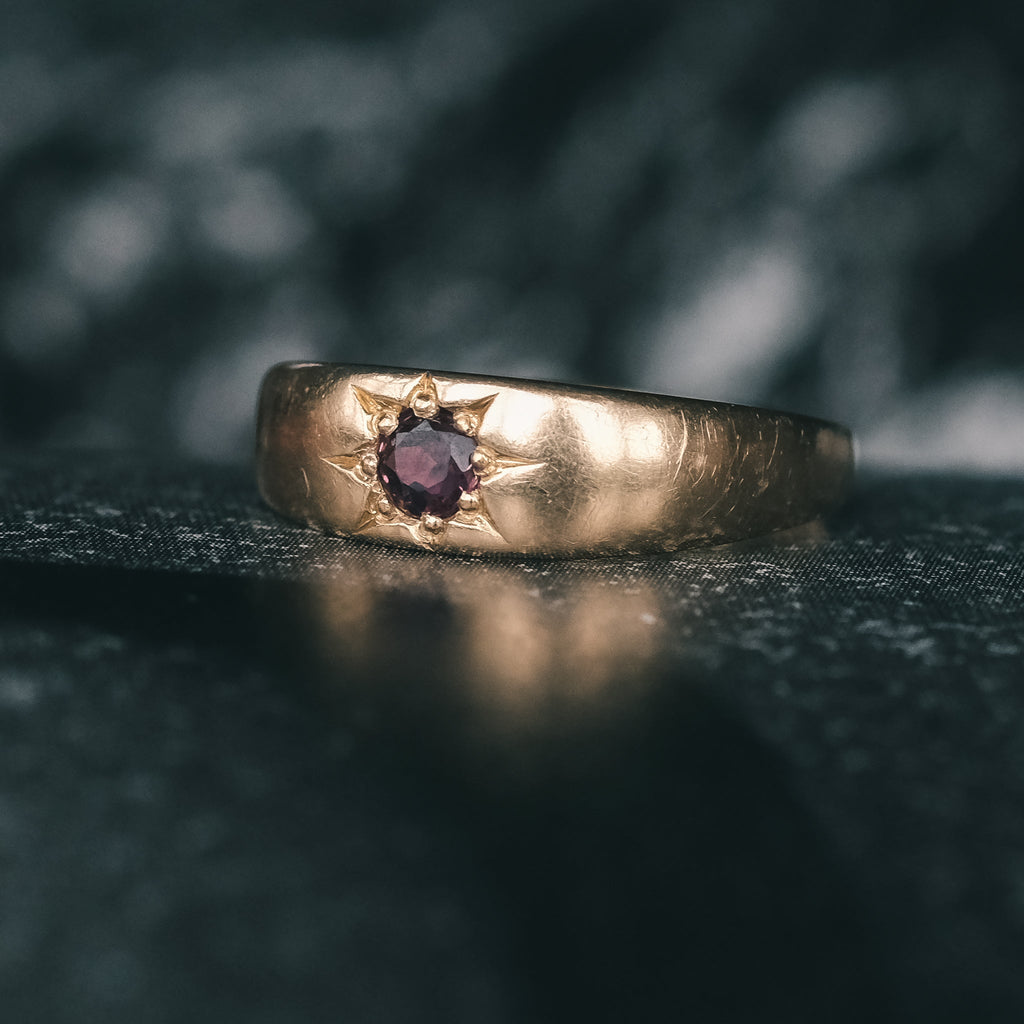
[377,407,479,520]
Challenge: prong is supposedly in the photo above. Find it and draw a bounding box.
[360,452,378,478]
[421,514,446,535]
[470,446,495,476]
[458,490,480,513]
[377,496,396,518]
[377,411,398,435]
[412,392,439,419]
[453,410,478,436]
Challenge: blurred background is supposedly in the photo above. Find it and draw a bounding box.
[0,0,1022,471]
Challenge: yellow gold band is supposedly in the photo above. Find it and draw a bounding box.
[256,362,854,557]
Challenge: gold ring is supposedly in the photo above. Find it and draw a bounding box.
[256,362,854,557]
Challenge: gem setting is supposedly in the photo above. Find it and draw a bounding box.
[377,407,479,520]
[322,372,542,549]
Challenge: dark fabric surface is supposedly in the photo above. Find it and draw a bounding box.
[1,450,1023,1022]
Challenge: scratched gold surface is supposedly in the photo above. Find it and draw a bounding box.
[256,363,854,556]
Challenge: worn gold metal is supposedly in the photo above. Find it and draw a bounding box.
[256,362,854,557]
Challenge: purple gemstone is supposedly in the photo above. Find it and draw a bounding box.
[377,407,479,520]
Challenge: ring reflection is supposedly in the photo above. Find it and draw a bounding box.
[294,554,667,736]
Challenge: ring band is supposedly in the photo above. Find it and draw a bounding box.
[256,363,854,557]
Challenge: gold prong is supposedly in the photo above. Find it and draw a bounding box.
[377,411,398,435]
[421,514,446,535]
[470,446,495,476]
[458,490,480,513]
[412,393,439,419]
[454,410,478,435]
[402,372,439,412]
[377,496,396,518]
[404,371,435,395]
[360,452,378,477]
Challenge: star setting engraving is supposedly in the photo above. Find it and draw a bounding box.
[322,373,542,549]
